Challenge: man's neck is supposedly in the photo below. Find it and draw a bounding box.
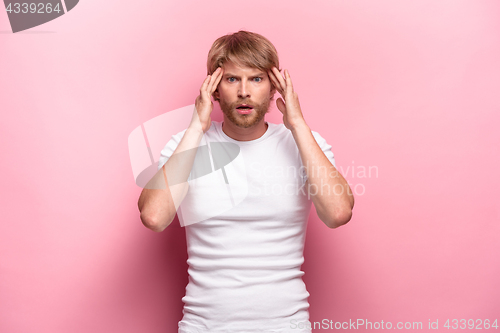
[221,117,268,142]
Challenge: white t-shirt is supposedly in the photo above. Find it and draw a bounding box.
[157,121,336,333]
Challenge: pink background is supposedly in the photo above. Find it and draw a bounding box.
[1,0,499,332]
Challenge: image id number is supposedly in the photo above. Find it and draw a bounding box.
[6,3,62,14]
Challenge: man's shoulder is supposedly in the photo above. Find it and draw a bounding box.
[266,121,290,138]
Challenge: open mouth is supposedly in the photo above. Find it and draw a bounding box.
[236,104,254,114]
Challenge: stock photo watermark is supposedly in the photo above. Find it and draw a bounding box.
[290,318,499,330]
[249,160,378,198]
[3,0,79,33]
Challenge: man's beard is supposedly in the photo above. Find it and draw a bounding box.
[219,97,272,128]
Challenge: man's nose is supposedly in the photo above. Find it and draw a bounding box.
[237,80,250,98]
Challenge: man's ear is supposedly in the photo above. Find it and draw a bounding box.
[214,89,220,100]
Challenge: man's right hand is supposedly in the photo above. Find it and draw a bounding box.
[190,67,224,134]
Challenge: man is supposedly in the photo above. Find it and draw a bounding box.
[138,30,354,333]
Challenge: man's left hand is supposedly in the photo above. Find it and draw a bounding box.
[268,67,307,131]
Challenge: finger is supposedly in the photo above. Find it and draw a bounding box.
[205,67,220,95]
[268,70,284,95]
[267,70,278,89]
[268,68,280,91]
[284,69,294,92]
[200,74,212,96]
[208,67,223,95]
[271,67,287,92]
[276,97,286,114]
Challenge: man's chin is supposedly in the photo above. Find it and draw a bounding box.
[231,118,259,129]
[223,110,251,127]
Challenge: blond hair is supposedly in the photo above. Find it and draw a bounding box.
[207,30,281,101]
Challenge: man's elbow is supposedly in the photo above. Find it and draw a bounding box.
[140,213,169,233]
[325,209,352,229]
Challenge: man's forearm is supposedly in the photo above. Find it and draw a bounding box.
[290,121,354,228]
[138,126,204,232]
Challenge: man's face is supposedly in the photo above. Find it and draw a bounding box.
[214,61,275,128]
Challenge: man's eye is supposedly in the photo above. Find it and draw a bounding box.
[254,77,262,82]
[228,77,236,82]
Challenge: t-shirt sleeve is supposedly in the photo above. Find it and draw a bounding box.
[311,130,336,168]
[157,128,188,171]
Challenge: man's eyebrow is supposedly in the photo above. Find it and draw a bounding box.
[223,72,266,78]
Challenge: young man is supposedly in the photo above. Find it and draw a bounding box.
[138,30,354,333]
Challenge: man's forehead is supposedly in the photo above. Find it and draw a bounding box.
[222,61,266,75]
